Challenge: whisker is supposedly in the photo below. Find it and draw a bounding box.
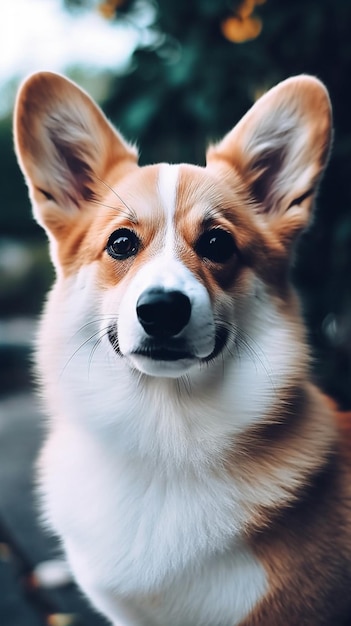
[236,331,277,395]
[89,198,129,213]
[177,374,192,399]
[216,320,277,395]
[93,175,138,224]
[61,325,112,378]
[69,316,117,341]
[88,334,106,380]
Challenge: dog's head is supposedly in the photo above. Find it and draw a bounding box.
[14,73,331,380]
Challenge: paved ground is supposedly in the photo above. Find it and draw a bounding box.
[0,391,107,626]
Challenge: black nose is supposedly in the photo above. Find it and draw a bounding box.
[136,288,192,338]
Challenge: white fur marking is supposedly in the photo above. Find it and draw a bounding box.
[157,164,180,257]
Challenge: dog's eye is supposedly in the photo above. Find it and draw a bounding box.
[106,229,140,260]
[195,229,237,263]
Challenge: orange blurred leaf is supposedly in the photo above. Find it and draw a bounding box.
[98,0,126,19]
[221,15,262,43]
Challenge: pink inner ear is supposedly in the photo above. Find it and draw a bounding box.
[48,125,96,205]
[286,188,314,211]
[248,142,288,213]
[38,188,55,202]
[43,105,103,207]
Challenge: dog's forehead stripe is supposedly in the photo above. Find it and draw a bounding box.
[157,164,180,256]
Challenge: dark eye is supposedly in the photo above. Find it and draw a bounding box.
[106,229,140,260]
[195,229,237,263]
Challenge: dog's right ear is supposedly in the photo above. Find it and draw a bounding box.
[14,72,138,234]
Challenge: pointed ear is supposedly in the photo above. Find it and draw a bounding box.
[14,71,138,232]
[207,76,332,240]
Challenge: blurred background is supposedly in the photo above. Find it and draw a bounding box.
[1,0,351,405]
[0,2,350,623]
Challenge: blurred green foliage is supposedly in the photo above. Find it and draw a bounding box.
[2,0,351,404]
[0,117,41,239]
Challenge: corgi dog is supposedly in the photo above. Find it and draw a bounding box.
[14,72,351,626]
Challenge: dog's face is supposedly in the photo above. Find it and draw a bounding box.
[14,73,331,381]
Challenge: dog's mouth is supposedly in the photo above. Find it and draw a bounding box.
[107,324,228,363]
[133,346,193,362]
[203,326,228,362]
[107,324,122,357]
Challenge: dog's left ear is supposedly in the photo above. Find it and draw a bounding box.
[207,76,332,242]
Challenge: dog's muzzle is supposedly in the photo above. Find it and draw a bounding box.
[107,284,229,374]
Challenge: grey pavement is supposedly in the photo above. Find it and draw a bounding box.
[0,391,107,626]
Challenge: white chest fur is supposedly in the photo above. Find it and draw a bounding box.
[39,415,267,626]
